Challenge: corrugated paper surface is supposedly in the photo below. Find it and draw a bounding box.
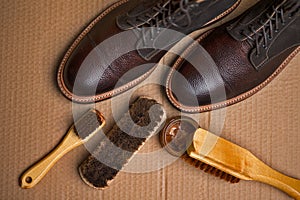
[0,0,299,199]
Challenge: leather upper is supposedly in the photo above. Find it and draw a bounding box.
[63,0,154,96]
[168,0,300,108]
[59,0,240,100]
[227,0,300,70]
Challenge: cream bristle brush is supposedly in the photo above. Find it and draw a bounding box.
[20,109,105,189]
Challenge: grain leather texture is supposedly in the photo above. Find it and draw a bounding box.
[167,0,300,110]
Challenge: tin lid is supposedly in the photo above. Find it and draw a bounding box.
[159,116,199,157]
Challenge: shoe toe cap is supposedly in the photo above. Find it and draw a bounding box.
[61,47,158,99]
[167,58,228,110]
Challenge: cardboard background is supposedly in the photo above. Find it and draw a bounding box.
[0,0,299,199]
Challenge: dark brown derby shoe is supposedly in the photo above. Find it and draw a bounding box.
[166,0,300,113]
[57,0,240,103]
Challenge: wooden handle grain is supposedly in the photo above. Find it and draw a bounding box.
[20,129,82,189]
[189,128,300,199]
[251,159,300,200]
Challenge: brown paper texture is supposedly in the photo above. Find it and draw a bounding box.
[0,0,299,199]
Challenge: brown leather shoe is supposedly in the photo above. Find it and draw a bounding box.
[57,0,240,103]
[166,0,300,112]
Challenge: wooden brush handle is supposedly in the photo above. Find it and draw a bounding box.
[252,159,300,200]
[190,128,300,199]
[20,129,82,189]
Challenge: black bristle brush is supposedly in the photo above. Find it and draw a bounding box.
[160,117,300,199]
[158,116,239,183]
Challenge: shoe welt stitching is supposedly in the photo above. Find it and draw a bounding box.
[166,37,300,113]
[57,0,240,103]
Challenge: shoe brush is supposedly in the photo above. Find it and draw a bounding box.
[79,97,166,189]
[20,109,105,189]
[160,117,300,199]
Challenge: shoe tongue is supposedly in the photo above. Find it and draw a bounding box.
[126,1,159,18]
[117,0,204,31]
[226,0,298,42]
[126,0,178,18]
[282,0,300,14]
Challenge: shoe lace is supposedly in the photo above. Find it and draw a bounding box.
[127,0,202,45]
[242,1,299,56]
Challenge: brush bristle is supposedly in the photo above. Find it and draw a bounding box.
[181,153,240,183]
[73,109,105,140]
[79,97,166,189]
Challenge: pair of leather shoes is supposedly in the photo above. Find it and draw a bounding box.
[57,0,241,103]
[57,0,299,113]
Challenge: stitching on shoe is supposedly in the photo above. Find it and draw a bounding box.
[57,0,130,102]
[166,36,300,113]
[57,0,241,103]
